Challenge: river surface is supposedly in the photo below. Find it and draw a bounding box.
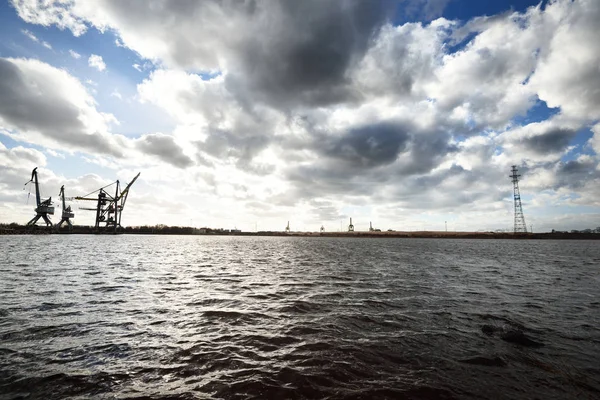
[0,235,599,399]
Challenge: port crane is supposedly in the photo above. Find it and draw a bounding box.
[24,167,54,227]
[56,185,74,230]
[75,172,140,233]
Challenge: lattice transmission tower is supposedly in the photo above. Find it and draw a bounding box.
[510,165,527,233]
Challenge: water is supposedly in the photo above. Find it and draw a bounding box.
[1,236,599,399]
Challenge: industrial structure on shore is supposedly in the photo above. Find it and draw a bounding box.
[75,173,140,233]
[510,165,528,233]
[23,167,140,233]
[56,185,74,230]
[20,165,530,234]
[24,168,55,228]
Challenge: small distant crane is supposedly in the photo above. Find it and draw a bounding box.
[369,221,381,232]
[348,217,354,232]
[75,172,140,233]
[56,185,74,230]
[24,167,54,227]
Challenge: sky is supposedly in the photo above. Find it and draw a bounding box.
[0,0,599,233]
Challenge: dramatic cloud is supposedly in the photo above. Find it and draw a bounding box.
[528,0,600,121]
[0,57,121,156]
[321,122,410,168]
[498,117,580,163]
[0,58,192,171]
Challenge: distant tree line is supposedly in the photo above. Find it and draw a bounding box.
[552,227,600,234]
[0,223,242,235]
[1,222,600,237]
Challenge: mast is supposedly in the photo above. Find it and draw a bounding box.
[510,165,528,233]
[32,168,41,207]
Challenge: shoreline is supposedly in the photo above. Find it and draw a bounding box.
[1,226,598,239]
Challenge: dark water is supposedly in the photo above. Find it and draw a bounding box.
[1,236,599,399]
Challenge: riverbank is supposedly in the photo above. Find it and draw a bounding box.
[1,224,598,239]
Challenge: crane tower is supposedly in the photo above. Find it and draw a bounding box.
[56,185,74,230]
[25,167,54,227]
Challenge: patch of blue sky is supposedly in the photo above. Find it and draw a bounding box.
[404,0,547,55]
[89,70,176,137]
[443,30,477,55]
[390,0,544,28]
[0,5,176,138]
[513,98,560,126]
[442,0,546,22]
[198,70,222,81]
[0,8,53,59]
[45,153,108,180]
[561,128,595,162]
[4,14,151,84]
[0,132,20,149]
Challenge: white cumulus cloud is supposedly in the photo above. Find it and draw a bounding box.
[88,54,106,71]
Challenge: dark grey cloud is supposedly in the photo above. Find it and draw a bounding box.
[395,132,458,175]
[0,58,122,157]
[521,128,576,155]
[390,164,508,210]
[135,133,193,168]
[552,159,600,190]
[202,129,269,161]
[321,123,410,168]
[277,121,458,205]
[199,128,272,172]
[48,0,395,109]
[232,0,391,108]
[0,59,80,132]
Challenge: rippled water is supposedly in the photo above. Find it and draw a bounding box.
[1,236,599,399]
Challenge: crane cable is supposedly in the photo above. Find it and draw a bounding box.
[79,181,117,199]
[23,181,31,205]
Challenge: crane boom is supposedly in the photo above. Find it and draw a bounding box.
[74,197,101,201]
[117,172,140,201]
